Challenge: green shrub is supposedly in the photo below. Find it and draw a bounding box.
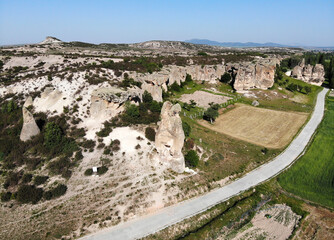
[143,90,153,103]
[84,168,93,176]
[126,103,140,118]
[75,150,83,161]
[1,191,12,202]
[220,72,231,83]
[97,166,108,175]
[170,82,181,92]
[197,51,208,56]
[34,175,49,185]
[51,184,67,198]
[145,127,156,141]
[21,173,33,184]
[182,121,191,137]
[16,185,43,204]
[80,139,96,149]
[185,150,199,167]
[48,157,72,176]
[185,74,193,83]
[43,190,53,200]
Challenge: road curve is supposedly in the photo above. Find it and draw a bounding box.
[83,88,328,240]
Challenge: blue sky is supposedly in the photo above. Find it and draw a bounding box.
[0,0,333,46]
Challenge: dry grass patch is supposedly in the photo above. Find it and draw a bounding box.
[198,104,308,148]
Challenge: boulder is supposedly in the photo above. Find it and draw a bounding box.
[252,100,260,107]
[291,59,325,86]
[20,107,40,141]
[155,101,185,173]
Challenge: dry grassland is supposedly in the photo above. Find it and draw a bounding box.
[199,104,308,148]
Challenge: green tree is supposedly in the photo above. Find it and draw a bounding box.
[44,122,63,149]
[125,103,140,118]
[142,90,153,103]
[185,150,199,167]
[203,107,219,123]
[185,74,193,83]
[170,81,181,92]
[145,127,156,141]
[220,72,231,83]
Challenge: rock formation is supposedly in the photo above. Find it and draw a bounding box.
[20,107,40,141]
[39,36,62,45]
[128,64,226,101]
[155,101,185,173]
[23,96,33,108]
[90,87,141,119]
[291,59,325,86]
[229,59,279,91]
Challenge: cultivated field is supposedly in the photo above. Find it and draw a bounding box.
[278,96,334,208]
[199,104,308,148]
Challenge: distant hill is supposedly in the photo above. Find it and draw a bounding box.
[185,39,291,48]
[39,36,62,44]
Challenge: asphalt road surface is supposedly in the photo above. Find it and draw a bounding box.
[83,88,328,240]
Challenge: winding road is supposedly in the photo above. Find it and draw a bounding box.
[83,88,328,240]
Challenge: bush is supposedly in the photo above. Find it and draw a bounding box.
[142,90,153,103]
[21,173,33,184]
[48,157,72,176]
[125,103,140,118]
[43,191,53,200]
[34,175,49,185]
[182,121,191,137]
[145,127,156,141]
[84,168,93,176]
[220,72,231,83]
[97,166,108,175]
[75,150,83,161]
[51,184,67,198]
[185,74,193,83]
[197,52,208,56]
[185,150,199,167]
[16,185,43,204]
[80,139,96,149]
[170,81,181,92]
[1,191,12,202]
[185,138,195,150]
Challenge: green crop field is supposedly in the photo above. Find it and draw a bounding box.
[278,95,334,208]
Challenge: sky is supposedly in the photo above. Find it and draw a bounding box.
[0,0,333,46]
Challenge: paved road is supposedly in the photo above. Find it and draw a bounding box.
[83,88,328,240]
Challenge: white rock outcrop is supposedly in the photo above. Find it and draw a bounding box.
[229,59,279,91]
[129,64,226,102]
[291,59,325,86]
[155,101,185,173]
[90,87,141,119]
[20,107,40,141]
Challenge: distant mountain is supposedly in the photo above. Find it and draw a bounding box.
[185,39,291,48]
